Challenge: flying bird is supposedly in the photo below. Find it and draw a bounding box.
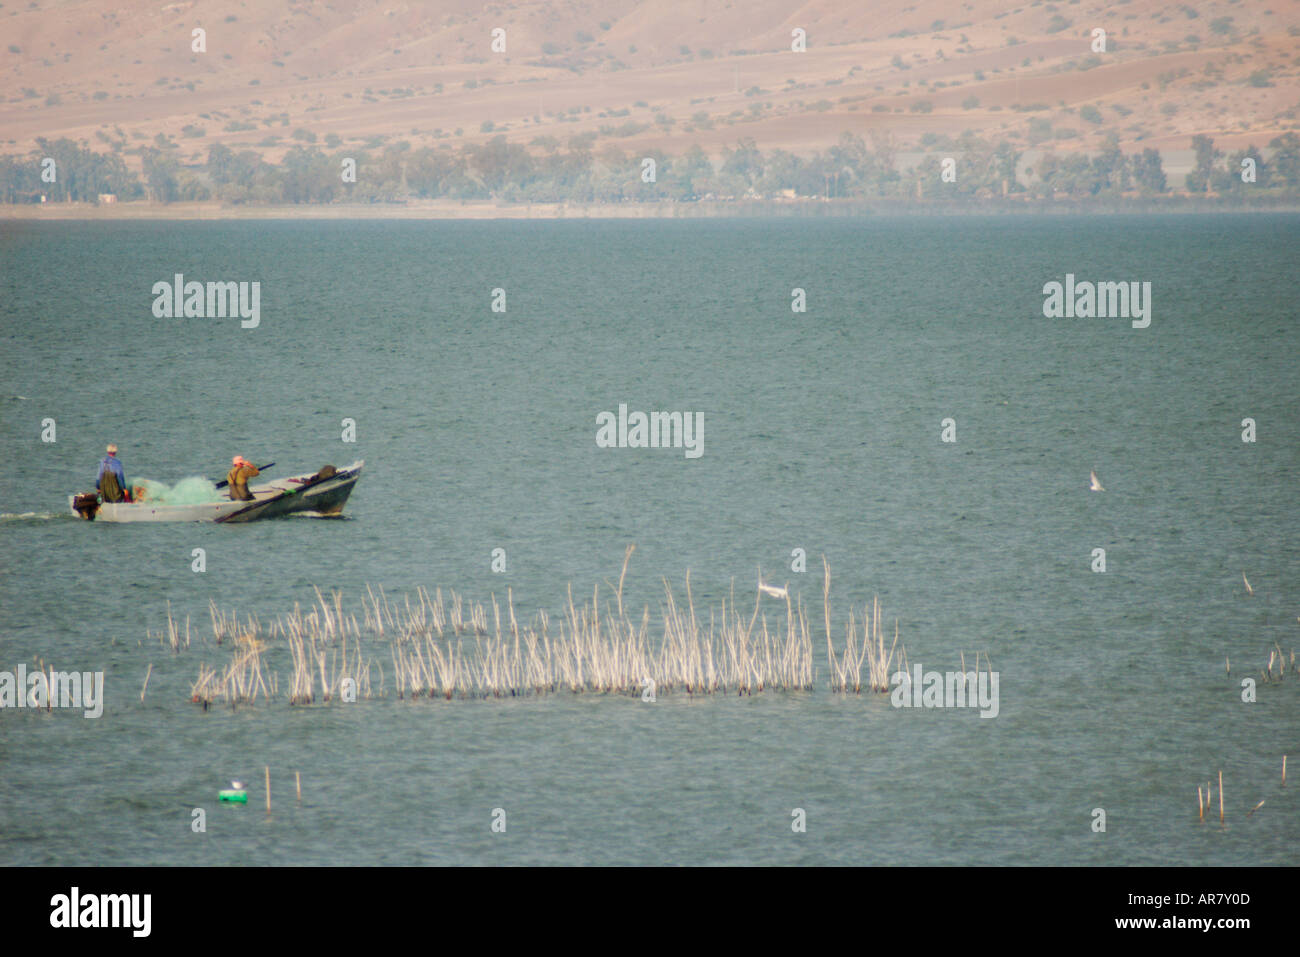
[1089,471,1105,492]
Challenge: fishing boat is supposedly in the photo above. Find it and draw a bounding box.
[69,461,364,523]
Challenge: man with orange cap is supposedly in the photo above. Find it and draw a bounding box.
[226,455,260,501]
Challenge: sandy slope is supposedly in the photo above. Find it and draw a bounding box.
[1,0,1296,165]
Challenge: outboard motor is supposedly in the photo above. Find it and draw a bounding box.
[72,493,101,521]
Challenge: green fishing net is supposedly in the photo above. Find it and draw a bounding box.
[129,476,223,505]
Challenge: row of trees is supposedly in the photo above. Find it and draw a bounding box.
[0,137,143,203]
[3,132,1300,205]
[1186,133,1300,193]
[1032,136,1169,197]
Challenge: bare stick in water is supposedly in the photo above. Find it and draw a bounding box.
[140,663,153,703]
[616,545,634,619]
[265,766,271,813]
[822,558,833,688]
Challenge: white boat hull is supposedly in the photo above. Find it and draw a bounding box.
[69,461,364,523]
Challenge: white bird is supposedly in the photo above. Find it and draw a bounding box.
[1089,470,1105,492]
[757,579,789,599]
[1242,571,1253,596]
[230,780,245,791]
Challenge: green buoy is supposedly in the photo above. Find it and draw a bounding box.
[219,780,248,803]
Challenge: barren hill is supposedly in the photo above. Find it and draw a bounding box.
[2,0,1298,166]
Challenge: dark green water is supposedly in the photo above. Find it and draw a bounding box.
[0,215,1296,864]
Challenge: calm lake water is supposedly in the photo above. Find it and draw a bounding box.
[0,214,1296,865]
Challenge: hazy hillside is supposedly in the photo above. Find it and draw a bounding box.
[2,0,1297,170]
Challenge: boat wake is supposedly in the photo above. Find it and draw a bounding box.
[1,511,72,522]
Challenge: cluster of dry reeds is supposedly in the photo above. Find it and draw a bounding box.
[822,559,906,692]
[1261,644,1295,683]
[282,588,376,703]
[189,634,278,708]
[1197,756,1289,824]
[207,601,263,645]
[146,601,192,652]
[180,551,906,704]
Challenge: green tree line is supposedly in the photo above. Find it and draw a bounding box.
[3,131,1300,205]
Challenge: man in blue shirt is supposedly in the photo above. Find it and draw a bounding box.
[96,443,128,502]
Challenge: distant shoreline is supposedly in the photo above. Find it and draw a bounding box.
[4,199,1299,220]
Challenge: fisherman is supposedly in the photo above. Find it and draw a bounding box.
[226,455,260,501]
[96,444,130,503]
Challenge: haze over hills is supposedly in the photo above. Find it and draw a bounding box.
[2,0,1298,172]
